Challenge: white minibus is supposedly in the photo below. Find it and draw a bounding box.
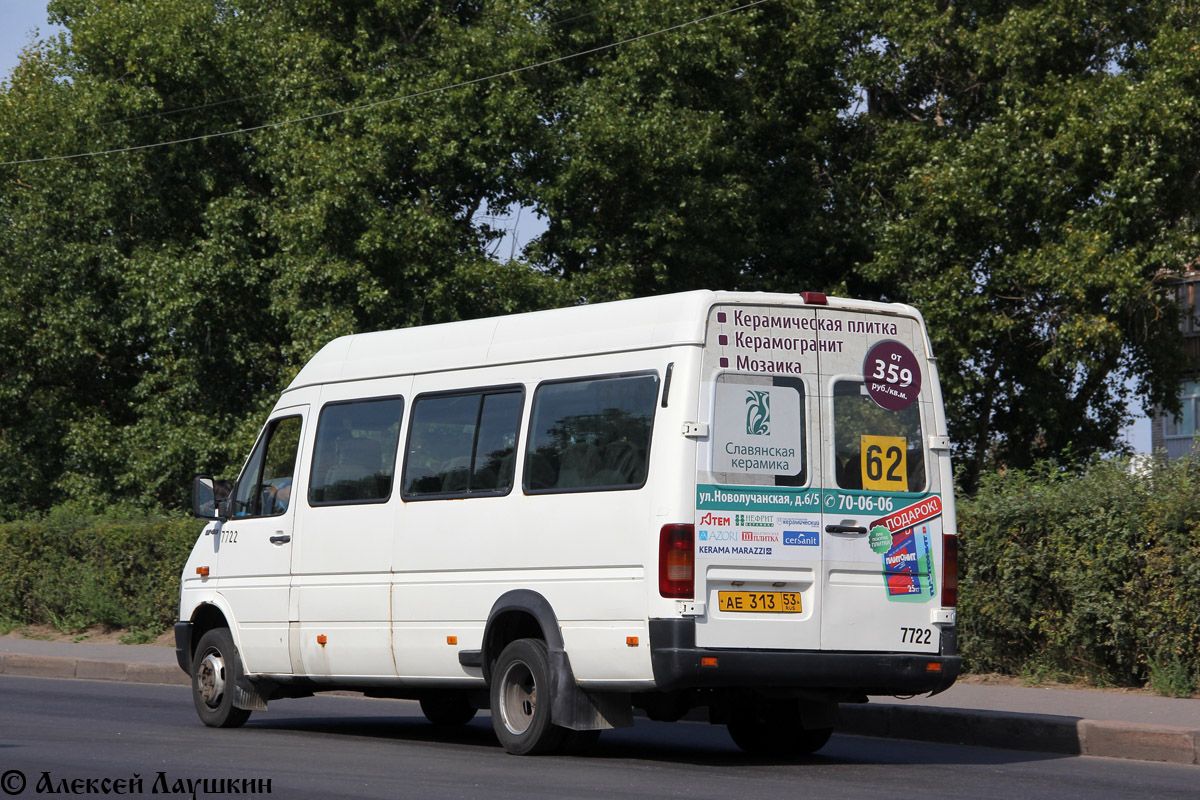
[178,289,959,755]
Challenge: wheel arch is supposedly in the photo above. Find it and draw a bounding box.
[481,589,563,684]
[176,598,238,673]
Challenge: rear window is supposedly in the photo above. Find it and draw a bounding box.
[833,381,925,492]
[524,373,658,493]
[711,375,806,486]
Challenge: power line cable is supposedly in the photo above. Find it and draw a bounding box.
[0,0,773,167]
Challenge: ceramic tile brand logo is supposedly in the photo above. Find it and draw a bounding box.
[699,530,738,541]
[745,390,770,435]
[699,513,731,526]
[734,513,774,528]
[783,530,819,546]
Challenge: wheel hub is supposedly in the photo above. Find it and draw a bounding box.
[498,661,536,735]
[196,650,227,708]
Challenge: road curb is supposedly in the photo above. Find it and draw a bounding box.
[1078,719,1200,765]
[0,652,189,687]
[839,702,1199,765]
[2,652,1196,765]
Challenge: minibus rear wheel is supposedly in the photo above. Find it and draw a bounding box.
[419,691,477,727]
[727,710,832,756]
[490,638,568,755]
[191,628,251,729]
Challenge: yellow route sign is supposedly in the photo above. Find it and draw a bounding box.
[861,435,908,492]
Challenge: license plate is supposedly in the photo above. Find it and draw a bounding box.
[717,591,802,613]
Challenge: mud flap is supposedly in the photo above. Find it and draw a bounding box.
[548,648,633,731]
[234,676,271,712]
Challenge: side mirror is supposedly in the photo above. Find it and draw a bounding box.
[192,475,234,520]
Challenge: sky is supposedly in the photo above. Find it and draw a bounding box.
[1,1,59,79]
[0,0,1157,453]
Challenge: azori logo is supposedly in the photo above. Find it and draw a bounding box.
[699,513,731,526]
[745,390,770,436]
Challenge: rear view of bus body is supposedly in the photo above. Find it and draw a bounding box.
[177,290,959,756]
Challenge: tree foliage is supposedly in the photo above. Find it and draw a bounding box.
[846,0,1200,488]
[1,0,1198,514]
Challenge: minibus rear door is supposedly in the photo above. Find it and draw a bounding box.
[816,309,944,654]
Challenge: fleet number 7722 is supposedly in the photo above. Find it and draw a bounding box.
[900,627,932,645]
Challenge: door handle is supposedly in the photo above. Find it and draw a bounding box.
[825,524,867,535]
[269,534,291,545]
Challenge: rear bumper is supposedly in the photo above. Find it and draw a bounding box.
[649,619,960,695]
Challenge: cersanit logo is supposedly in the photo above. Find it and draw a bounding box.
[699,512,731,526]
[745,390,770,435]
[783,530,820,546]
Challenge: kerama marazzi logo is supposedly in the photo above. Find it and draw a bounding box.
[745,390,771,436]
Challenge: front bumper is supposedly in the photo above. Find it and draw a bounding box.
[173,621,192,674]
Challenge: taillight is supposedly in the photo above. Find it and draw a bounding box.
[659,524,694,599]
[942,534,958,607]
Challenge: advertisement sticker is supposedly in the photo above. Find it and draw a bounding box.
[712,383,802,477]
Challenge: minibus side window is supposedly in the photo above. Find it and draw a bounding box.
[233,416,302,517]
[833,381,926,492]
[308,396,404,505]
[402,389,523,499]
[524,373,658,493]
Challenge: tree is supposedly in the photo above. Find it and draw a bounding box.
[513,1,859,300]
[0,0,566,514]
[839,0,1200,488]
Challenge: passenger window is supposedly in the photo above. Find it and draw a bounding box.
[403,389,523,498]
[233,416,302,517]
[833,381,925,492]
[712,375,806,487]
[308,397,404,505]
[524,373,658,493]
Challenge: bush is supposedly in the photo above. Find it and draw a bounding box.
[0,504,198,633]
[958,455,1200,695]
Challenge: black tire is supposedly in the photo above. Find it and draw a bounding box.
[191,628,252,729]
[420,691,477,727]
[490,638,568,755]
[727,712,832,756]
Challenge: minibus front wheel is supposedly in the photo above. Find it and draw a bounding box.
[191,628,251,729]
[490,638,568,755]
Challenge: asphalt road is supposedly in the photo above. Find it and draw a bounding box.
[1,675,1196,800]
